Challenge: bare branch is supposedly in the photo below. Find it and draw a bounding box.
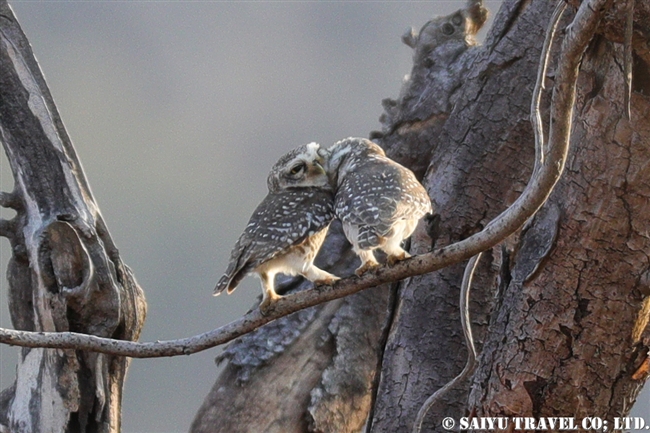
[0,218,14,238]
[0,259,490,358]
[0,0,610,360]
[624,0,634,119]
[531,1,568,171]
[0,191,20,210]
[412,252,482,433]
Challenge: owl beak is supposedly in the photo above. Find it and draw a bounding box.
[313,160,326,176]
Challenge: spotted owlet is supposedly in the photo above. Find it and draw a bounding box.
[327,137,432,276]
[214,142,339,312]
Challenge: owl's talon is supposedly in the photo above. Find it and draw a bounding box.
[259,291,282,315]
[314,275,340,286]
[387,251,411,266]
[355,262,379,276]
[259,303,275,316]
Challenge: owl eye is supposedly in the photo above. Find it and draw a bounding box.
[289,163,306,176]
[442,23,455,35]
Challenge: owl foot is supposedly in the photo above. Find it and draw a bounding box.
[386,251,411,266]
[314,275,340,286]
[355,261,379,276]
[303,267,340,286]
[259,291,282,316]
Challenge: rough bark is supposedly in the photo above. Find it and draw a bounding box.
[1,0,649,431]
[194,0,650,432]
[375,0,650,431]
[0,2,146,432]
[470,30,650,422]
[370,0,552,430]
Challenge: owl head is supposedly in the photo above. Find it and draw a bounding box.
[267,142,331,193]
[326,137,386,186]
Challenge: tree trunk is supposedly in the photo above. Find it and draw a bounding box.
[193,0,650,432]
[1,0,649,431]
[0,2,146,432]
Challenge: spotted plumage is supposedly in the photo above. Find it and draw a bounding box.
[327,137,432,275]
[214,142,339,312]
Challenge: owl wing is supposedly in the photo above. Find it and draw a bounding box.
[336,159,431,249]
[214,232,256,296]
[389,162,433,220]
[335,166,396,249]
[214,187,334,295]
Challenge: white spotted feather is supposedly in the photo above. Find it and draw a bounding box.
[327,137,432,275]
[215,142,339,312]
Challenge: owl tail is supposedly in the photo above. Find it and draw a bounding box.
[357,225,384,250]
[213,267,248,296]
[213,274,232,296]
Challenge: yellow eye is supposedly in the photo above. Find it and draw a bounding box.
[290,163,306,175]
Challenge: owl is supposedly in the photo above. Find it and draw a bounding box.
[327,137,432,276]
[214,142,339,313]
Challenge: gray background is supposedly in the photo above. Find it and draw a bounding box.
[0,1,646,432]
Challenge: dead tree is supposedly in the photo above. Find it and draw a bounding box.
[0,0,649,432]
[0,2,146,431]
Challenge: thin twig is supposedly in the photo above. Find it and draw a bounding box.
[624,0,635,119]
[531,1,568,172]
[412,253,482,433]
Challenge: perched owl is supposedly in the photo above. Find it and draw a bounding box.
[327,137,432,275]
[214,142,339,313]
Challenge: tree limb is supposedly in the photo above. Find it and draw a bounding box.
[624,0,634,119]
[0,0,610,360]
[412,252,482,433]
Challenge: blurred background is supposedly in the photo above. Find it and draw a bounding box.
[0,1,646,432]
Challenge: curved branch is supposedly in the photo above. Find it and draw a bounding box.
[624,0,634,119]
[0,259,488,358]
[414,1,609,429]
[411,3,573,427]
[0,0,609,359]
[531,0,568,171]
[412,252,482,433]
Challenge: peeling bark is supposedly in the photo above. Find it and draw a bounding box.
[0,2,146,432]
